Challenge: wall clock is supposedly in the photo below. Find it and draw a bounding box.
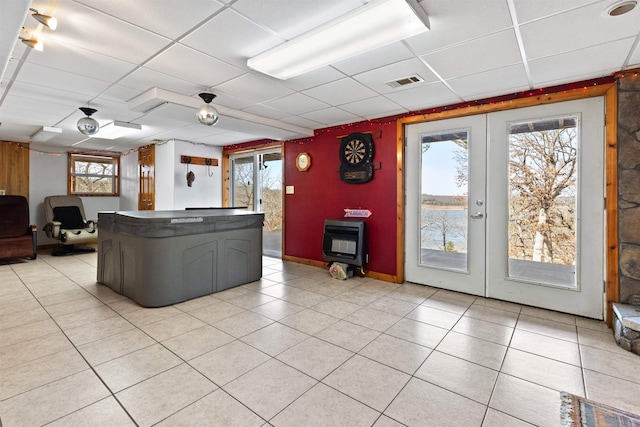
[296,152,311,171]
[339,132,374,184]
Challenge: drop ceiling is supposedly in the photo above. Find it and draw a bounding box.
[0,0,639,151]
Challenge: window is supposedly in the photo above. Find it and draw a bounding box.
[68,153,120,196]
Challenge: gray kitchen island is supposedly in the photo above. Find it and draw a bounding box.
[97,209,263,307]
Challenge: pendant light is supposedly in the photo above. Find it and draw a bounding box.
[77,107,100,135]
[196,93,219,126]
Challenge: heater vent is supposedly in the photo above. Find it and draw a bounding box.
[386,74,424,88]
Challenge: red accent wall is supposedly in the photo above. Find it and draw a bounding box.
[284,121,398,276]
[223,76,616,280]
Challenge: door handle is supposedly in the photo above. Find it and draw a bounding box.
[470,212,484,219]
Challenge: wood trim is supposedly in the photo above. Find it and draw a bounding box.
[180,155,218,166]
[400,84,614,126]
[222,140,282,155]
[335,130,383,140]
[280,145,286,258]
[0,141,29,199]
[397,83,617,317]
[396,119,405,284]
[222,155,230,207]
[282,255,399,282]
[605,84,619,327]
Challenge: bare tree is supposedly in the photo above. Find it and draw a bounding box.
[509,123,577,264]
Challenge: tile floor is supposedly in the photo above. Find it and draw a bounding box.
[1,252,639,426]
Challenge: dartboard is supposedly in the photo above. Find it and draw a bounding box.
[339,132,374,184]
[343,138,367,165]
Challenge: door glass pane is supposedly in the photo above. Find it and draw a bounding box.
[260,152,282,257]
[420,130,469,272]
[507,116,578,287]
[233,156,254,210]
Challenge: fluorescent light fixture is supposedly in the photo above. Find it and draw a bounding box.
[91,121,142,140]
[247,0,429,80]
[30,126,61,142]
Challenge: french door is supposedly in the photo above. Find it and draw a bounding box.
[405,98,605,318]
[231,148,283,257]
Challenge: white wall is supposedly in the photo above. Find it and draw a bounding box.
[119,151,138,211]
[172,140,222,210]
[29,140,222,245]
[30,147,120,245]
[155,141,175,210]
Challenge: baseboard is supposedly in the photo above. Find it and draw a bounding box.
[281,255,401,284]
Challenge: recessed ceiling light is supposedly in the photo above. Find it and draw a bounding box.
[606,0,637,16]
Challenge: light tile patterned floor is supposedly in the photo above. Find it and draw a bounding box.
[1,252,639,426]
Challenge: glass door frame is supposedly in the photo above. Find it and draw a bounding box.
[229,147,284,258]
[398,83,617,323]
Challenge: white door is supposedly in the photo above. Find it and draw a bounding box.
[405,98,605,318]
[406,114,487,296]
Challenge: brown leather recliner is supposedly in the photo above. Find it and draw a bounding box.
[0,195,37,260]
[44,195,97,256]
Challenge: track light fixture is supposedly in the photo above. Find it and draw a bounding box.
[29,8,57,30]
[77,107,100,135]
[196,93,219,126]
[20,37,43,51]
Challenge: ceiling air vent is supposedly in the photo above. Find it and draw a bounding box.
[385,74,424,88]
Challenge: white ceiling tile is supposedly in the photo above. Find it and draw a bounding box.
[264,93,328,115]
[208,92,255,110]
[352,58,439,94]
[405,0,513,55]
[48,0,171,64]
[25,42,136,85]
[182,9,284,69]
[300,107,360,126]
[520,1,640,60]
[136,103,195,128]
[303,78,378,105]
[75,0,224,39]
[385,81,460,110]
[231,0,362,39]
[280,115,323,129]
[1,1,638,148]
[512,0,600,24]
[8,80,98,109]
[280,66,346,91]
[0,102,72,126]
[447,64,530,100]
[146,44,245,88]
[332,42,415,76]
[101,85,142,103]
[242,104,291,120]
[119,67,204,97]
[213,72,294,104]
[422,29,522,80]
[529,37,635,87]
[339,96,407,119]
[90,97,145,122]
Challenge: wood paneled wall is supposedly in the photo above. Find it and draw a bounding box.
[0,141,30,199]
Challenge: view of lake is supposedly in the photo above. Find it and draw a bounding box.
[421,207,468,253]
